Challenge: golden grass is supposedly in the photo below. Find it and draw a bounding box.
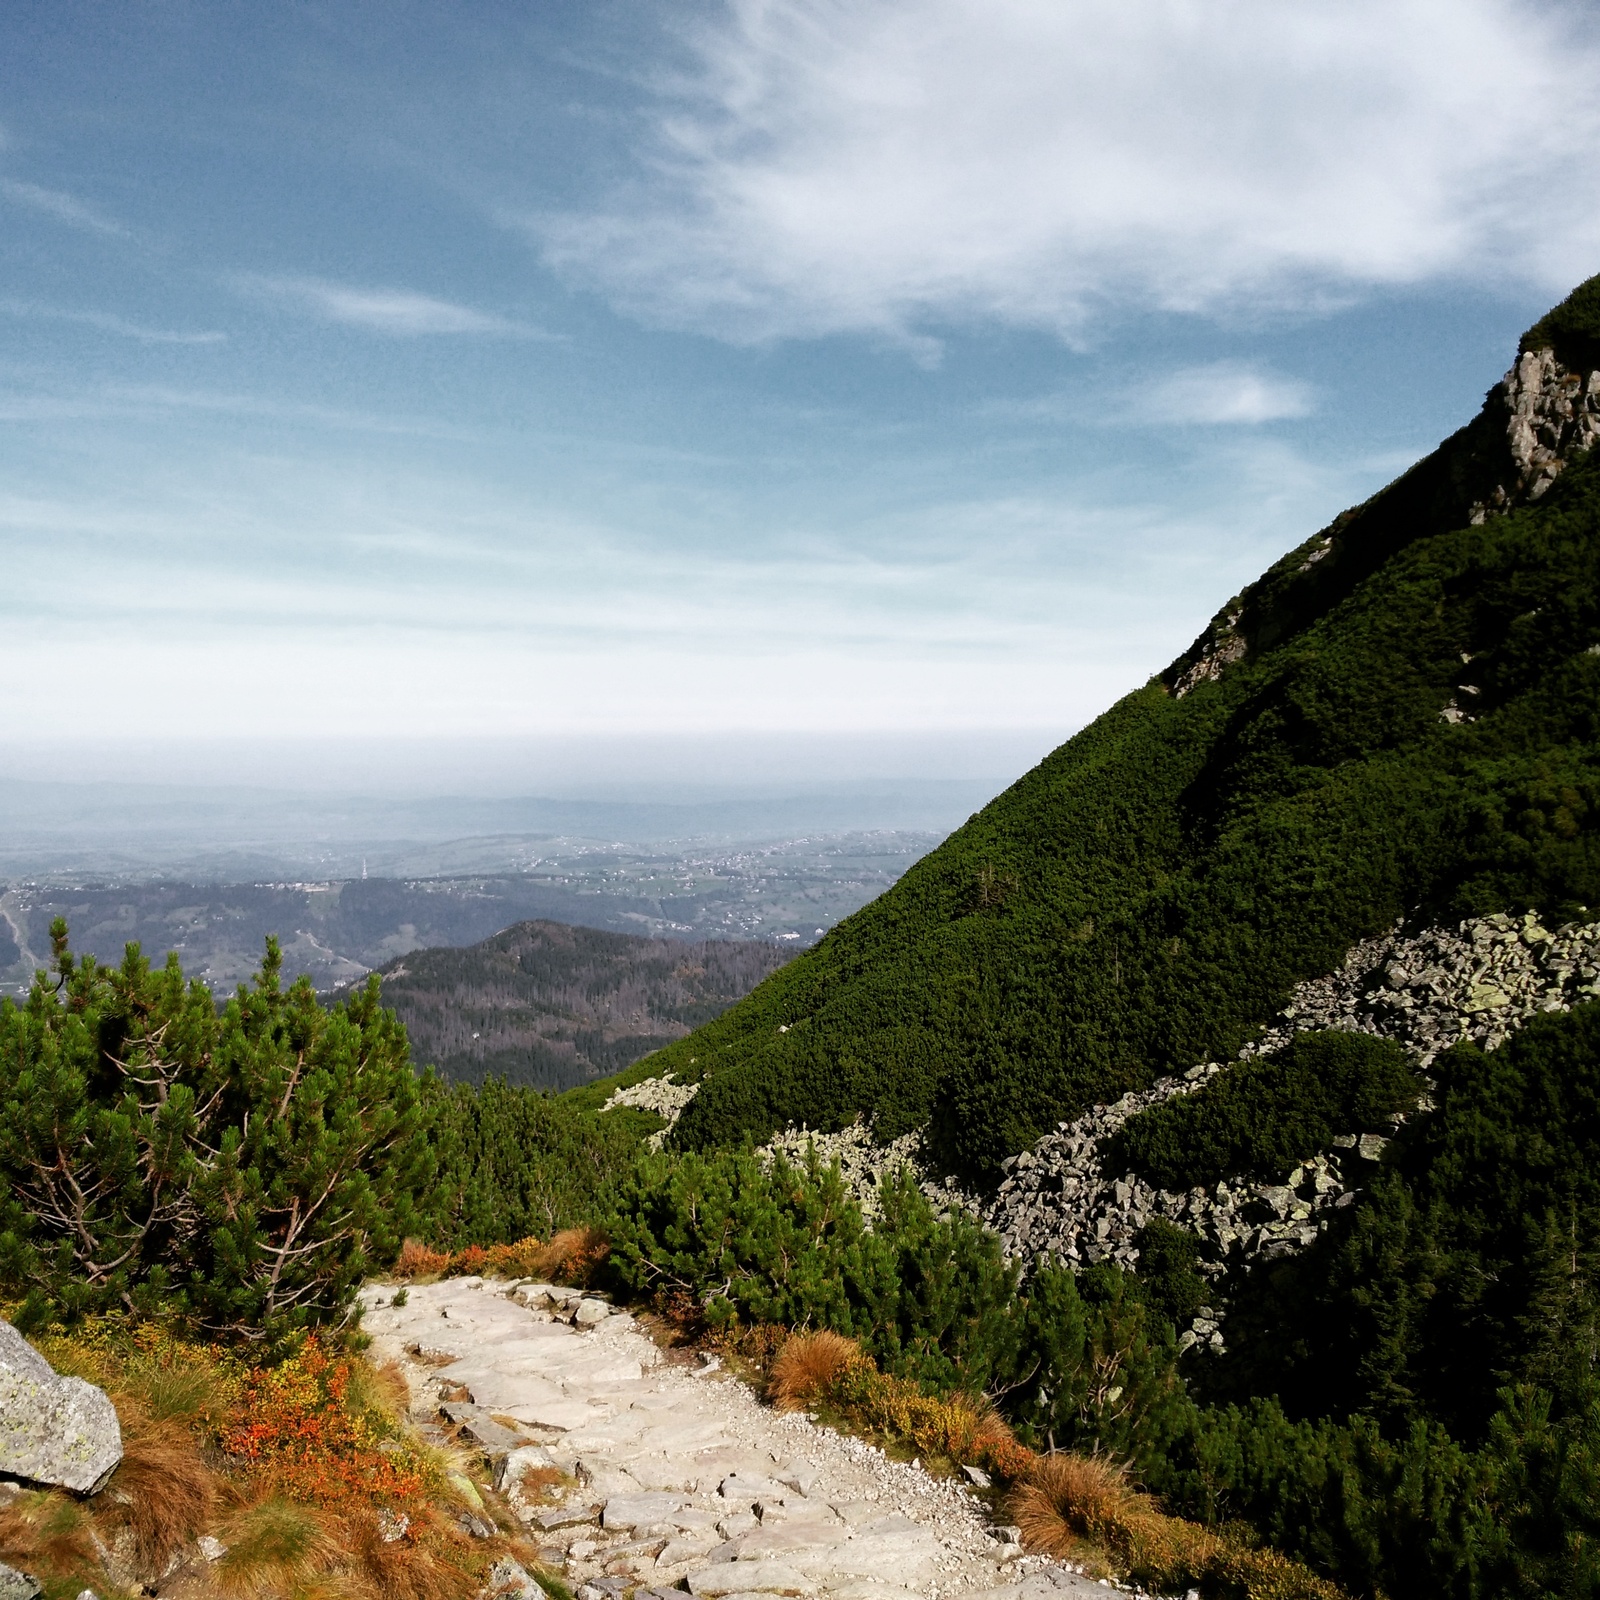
[767,1329,860,1409]
[761,1328,1036,1481]
[1010,1451,1346,1600]
[1011,1451,1141,1551]
[96,1411,221,1572]
[393,1227,609,1287]
[0,1489,100,1582]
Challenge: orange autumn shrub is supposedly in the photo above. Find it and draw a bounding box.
[395,1239,453,1279]
[393,1228,609,1286]
[219,1338,434,1510]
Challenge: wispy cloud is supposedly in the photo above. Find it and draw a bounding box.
[235,274,544,337]
[1144,364,1314,426]
[0,299,225,345]
[527,0,1600,345]
[0,176,126,236]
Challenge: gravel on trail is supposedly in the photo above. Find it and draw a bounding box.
[359,1279,1143,1600]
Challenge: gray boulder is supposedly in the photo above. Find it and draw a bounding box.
[0,1561,40,1600]
[0,1319,122,1494]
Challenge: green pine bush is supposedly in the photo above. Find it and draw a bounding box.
[0,922,432,1341]
[1104,1031,1421,1191]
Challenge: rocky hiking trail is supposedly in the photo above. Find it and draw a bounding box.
[360,1279,1125,1600]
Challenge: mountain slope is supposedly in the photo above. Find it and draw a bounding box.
[378,920,791,1090]
[642,275,1600,1180]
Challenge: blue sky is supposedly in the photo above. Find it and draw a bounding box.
[3,1,1599,790]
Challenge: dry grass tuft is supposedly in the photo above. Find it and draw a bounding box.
[768,1329,862,1409]
[1011,1450,1141,1553]
[343,1505,481,1600]
[537,1226,609,1285]
[96,1411,221,1572]
[0,1489,100,1580]
[395,1239,453,1280]
[346,1355,412,1421]
[1010,1451,1346,1600]
[215,1497,350,1598]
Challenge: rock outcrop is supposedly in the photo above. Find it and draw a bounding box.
[603,1074,700,1149]
[0,1319,122,1495]
[1471,346,1600,519]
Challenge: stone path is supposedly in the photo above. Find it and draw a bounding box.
[359,1279,1120,1600]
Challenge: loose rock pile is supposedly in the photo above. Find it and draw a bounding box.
[1257,909,1600,1063]
[746,915,1599,1354]
[967,912,1600,1327]
[603,1074,701,1148]
[761,1123,925,1220]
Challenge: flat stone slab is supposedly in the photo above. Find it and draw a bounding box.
[534,1504,600,1530]
[688,1561,815,1596]
[602,1492,687,1530]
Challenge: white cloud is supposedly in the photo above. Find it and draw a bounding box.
[236,274,540,337]
[1144,364,1314,426]
[0,176,126,236]
[529,0,1600,344]
[0,299,224,344]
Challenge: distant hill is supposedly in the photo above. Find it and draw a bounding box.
[645,273,1600,1180]
[377,920,792,1090]
[0,830,937,997]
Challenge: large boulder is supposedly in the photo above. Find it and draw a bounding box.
[0,1561,40,1600]
[0,1319,122,1494]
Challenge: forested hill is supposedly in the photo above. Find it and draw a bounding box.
[644,273,1600,1180]
[378,919,791,1090]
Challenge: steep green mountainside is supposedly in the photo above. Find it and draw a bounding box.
[644,275,1600,1180]
[379,919,790,1090]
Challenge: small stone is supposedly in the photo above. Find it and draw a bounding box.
[536,1503,600,1530]
[491,1556,546,1599]
[197,1535,228,1562]
[0,1566,39,1600]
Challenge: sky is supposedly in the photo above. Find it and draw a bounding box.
[3,0,1599,795]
